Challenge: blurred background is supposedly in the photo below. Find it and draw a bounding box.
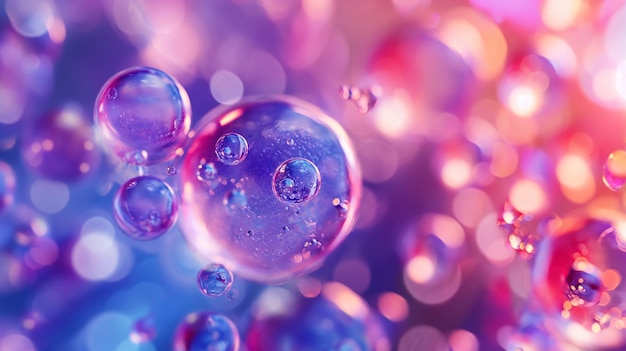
[3,0,626,350]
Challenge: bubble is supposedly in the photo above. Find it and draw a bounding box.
[215,133,249,166]
[339,85,380,114]
[603,150,626,191]
[0,161,16,213]
[196,263,234,297]
[531,211,626,349]
[130,316,156,343]
[272,158,321,205]
[113,176,178,240]
[173,312,240,351]
[22,107,100,181]
[94,66,191,165]
[167,166,177,176]
[179,96,361,283]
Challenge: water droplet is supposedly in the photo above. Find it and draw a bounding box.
[94,66,191,165]
[197,263,234,298]
[223,189,247,210]
[565,267,602,306]
[246,230,253,237]
[301,238,323,259]
[339,85,380,113]
[272,158,321,205]
[332,198,349,218]
[215,133,248,166]
[286,138,294,146]
[173,312,240,351]
[166,165,177,175]
[603,150,626,191]
[113,176,178,240]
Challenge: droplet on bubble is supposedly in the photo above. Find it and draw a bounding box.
[272,158,321,205]
[603,150,626,191]
[113,176,178,240]
[215,133,248,166]
[196,263,234,297]
[179,96,361,282]
[166,166,177,176]
[173,312,240,351]
[94,66,191,165]
[339,85,380,114]
[0,161,16,213]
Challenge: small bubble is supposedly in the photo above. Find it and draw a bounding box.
[339,85,380,114]
[301,238,323,259]
[107,87,118,100]
[215,133,249,166]
[282,226,290,233]
[286,138,294,146]
[333,198,350,218]
[166,166,177,175]
[603,150,626,191]
[247,230,253,237]
[223,189,247,210]
[272,158,321,205]
[196,263,234,297]
[565,267,602,306]
[197,162,219,189]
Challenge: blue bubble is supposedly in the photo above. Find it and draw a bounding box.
[179,96,361,283]
[173,312,240,351]
[215,133,248,166]
[196,264,234,297]
[94,67,191,165]
[272,158,321,205]
[113,176,178,240]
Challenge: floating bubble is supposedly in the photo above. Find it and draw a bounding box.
[196,263,234,297]
[339,85,380,113]
[22,107,100,181]
[272,158,321,205]
[173,312,240,351]
[532,210,626,349]
[0,161,16,213]
[603,150,626,191]
[215,133,248,166]
[113,176,178,240]
[245,283,388,351]
[179,96,361,282]
[166,166,177,176]
[94,66,191,165]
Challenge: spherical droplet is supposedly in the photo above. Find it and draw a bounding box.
[113,176,178,240]
[215,133,248,166]
[94,66,191,165]
[173,312,240,351]
[603,150,626,191]
[179,96,361,282]
[196,264,234,297]
[272,158,321,205]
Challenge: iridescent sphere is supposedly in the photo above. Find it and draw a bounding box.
[272,158,321,205]
[113,176,178,240]
[173,312,240,351]
[197,264,234,297]
[0,161,15,212]
[94,66,191,165]
[215,133,248,166]
[532,210,626,349]
[245,283,387,351]
[179,96,361,283]
[22,108,100,181]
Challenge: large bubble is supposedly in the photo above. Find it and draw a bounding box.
[94,66,191,165]
[179,96,361,283]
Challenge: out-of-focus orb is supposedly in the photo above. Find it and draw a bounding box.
[113,175,178,240]
[603,150,626,191]
[173,312,240,351]
[245,283,388,351]
[532,211,626,349]
[22,107,100,181]
[196,263,234,298]
[94,66,191,165]
[179,96,361,283]
[0,161,16,212]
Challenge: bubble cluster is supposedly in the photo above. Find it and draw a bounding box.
[196,264,234,297]
[94,66,191,165]
[173,312,240,351]
[113,176,178,240]
[179,96,361,282]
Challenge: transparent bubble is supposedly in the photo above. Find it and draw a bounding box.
[179,96,361,283]
[0,161,16,213]
[113,176,178,240]
[531,210,626,349]
[173,312,240,351]
[22,107,100,181]
[603,150,626,191]
[94,66,191,165]
[196,263,234,297]
[215,133,248,166]
[272,158,321,205]
[166,166,177,176]
[245,283,387,351]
